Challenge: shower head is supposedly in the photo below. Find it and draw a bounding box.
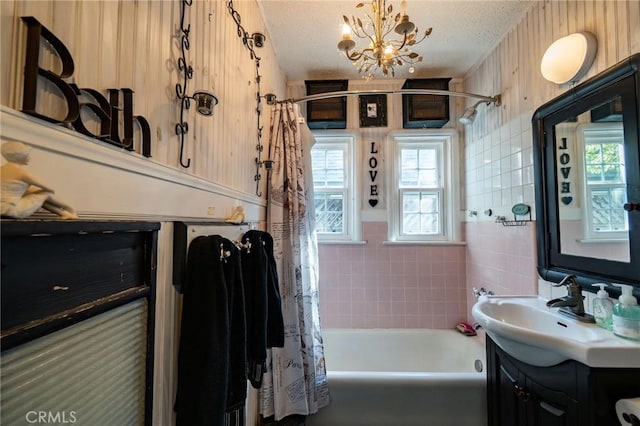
[459,101,485,125]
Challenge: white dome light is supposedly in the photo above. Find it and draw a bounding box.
[540,32,597,85]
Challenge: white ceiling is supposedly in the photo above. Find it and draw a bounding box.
[257,0,534,82]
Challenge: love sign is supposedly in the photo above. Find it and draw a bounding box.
[558,137,573,205]
[368,141,380,207]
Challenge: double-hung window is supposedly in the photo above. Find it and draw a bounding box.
[579,123,628,241]
[388,130,459,242]
[311,134,359,242]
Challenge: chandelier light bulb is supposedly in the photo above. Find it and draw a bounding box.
[384,45,394,58]
[338,0,431,78]
[342,23,352,40]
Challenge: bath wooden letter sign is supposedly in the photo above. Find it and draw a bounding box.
[558,137,573,205]
[368,141,380,207]
[20,17,152,157]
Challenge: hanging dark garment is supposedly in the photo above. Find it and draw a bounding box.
[223,238,247,412]
[241,230,285,388]
[174,235,247,426]
[261,231,285,348]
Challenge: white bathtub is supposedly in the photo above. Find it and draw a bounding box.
[307,328,487,426]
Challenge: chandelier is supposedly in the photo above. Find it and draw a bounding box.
[337,0,432,79]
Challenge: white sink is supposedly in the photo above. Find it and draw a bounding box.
[472,295,640,368]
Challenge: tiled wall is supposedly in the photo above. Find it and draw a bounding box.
[464,220,538,319]
[463,115,539,318]
[318,222,467,329]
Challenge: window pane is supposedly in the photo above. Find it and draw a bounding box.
[585,141,625,184]
[591,188,628,232]
[400,149,418,186]
[402,191,440,235]
[326,169,344,187]
[403,194,419,213]
[420,214,439,234]
[314,192,344,233]
[418,169,438,187]
[400,147,439,187]
[312,147,346,188]
[418,149,436,169]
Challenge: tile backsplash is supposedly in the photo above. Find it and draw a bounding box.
[318,222,467,329]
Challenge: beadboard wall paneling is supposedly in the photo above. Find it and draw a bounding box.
[1,0,285,196]
[462,0,640,316]
[1,2,285,424]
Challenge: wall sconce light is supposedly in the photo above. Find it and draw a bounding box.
[175,0,218,168]
[540,32,597,85]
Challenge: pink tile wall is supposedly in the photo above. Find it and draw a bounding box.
[318,222,467,329]
[464,221,538,322]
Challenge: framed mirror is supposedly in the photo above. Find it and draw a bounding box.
[533,53,640,294]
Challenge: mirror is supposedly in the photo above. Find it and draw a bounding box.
[533,53,640,293]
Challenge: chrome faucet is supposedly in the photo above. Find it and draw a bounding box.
[545,274,594,323]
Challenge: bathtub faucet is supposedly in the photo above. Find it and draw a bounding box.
[545,274,586,316]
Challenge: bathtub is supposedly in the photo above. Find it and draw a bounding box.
[307,328,487,426]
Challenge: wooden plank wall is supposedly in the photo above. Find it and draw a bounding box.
[0,0,286,196]
[1,2,285,424]
[464,0,640,135]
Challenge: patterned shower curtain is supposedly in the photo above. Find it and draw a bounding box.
[260,102,329,421]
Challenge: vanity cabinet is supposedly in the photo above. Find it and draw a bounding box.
[486,336,640,426]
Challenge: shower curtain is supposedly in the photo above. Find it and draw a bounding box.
[260,102,329,421]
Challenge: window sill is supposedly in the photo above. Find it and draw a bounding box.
[577,238,629,244]
[382,240,467,246]
[318,240,367,245]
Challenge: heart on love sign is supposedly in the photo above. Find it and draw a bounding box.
[369,199,378,207]
[561,196,573,205]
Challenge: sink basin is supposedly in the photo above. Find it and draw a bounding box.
[472,295,640,368]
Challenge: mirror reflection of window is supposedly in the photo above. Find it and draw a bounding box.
[556,100,631,263]
[583,125,628,239]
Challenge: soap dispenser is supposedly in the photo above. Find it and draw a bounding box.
[591,284,613,331]
[612,284,640,341]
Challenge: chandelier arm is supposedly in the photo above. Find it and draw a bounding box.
[284,89,502,105]
[344,50,364,61]
[395,32,408,51]
[351,23,377,46]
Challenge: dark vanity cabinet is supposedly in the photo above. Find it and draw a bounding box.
[486,336,640,426]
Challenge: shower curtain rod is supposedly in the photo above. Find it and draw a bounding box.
[264,89,501,106]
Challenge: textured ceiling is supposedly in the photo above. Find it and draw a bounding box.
[257,0,534,82]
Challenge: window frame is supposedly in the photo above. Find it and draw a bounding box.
[310,132,361,242]
[387,129,460,243]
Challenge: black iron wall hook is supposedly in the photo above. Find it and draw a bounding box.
[227,0,267,196]
[175,0,218,169]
